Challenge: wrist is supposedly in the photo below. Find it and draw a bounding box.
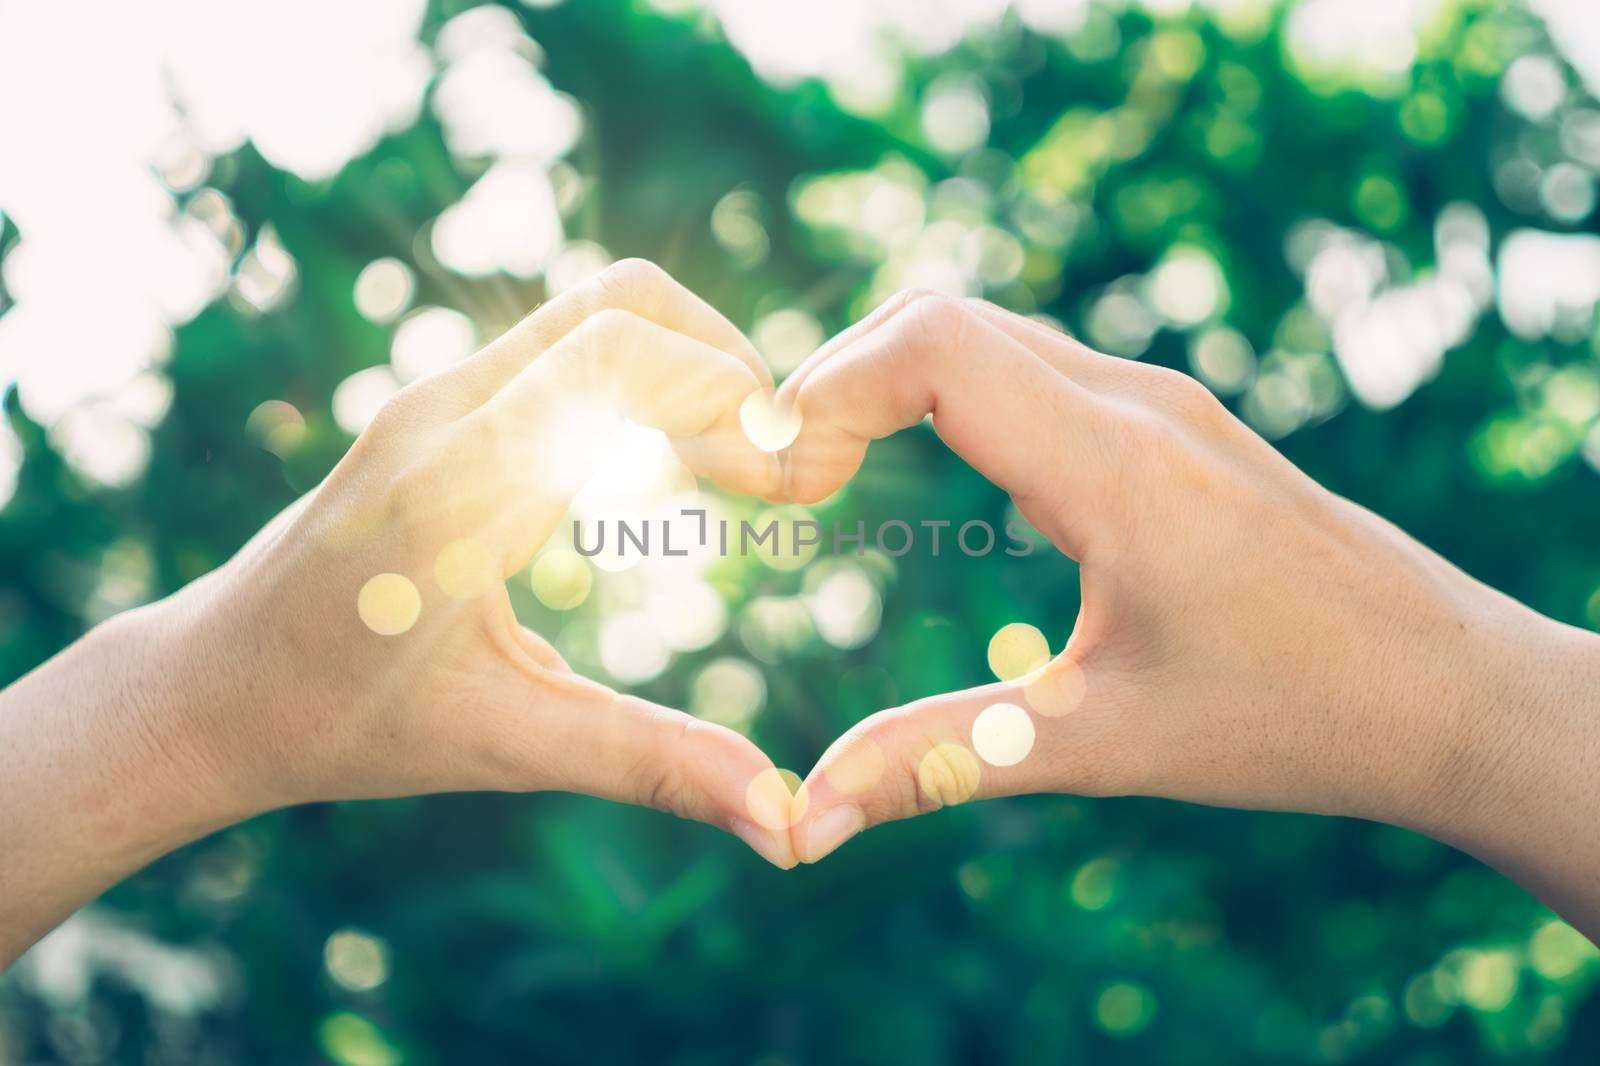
[1402,604,1600,915]
[0,599,260,960]
[89,599,266,833]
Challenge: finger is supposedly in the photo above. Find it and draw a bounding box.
[505,309,763,437]
[958,300,1131,390]
[961,299,1240,423]
[482,664,799,868]
[788,657,1133,863]
[431,258,774,413]
[468,309,774,565]
[776,294,1116,556]
[771,287,932,393]
[774,288,1108,407]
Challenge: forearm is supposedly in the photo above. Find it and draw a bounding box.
[1405,607,1600,940]
[0,602,249,967]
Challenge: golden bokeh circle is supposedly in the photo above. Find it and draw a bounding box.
[1022,657,1087,717]
[745,767,808,831]
[780,769,811,826]
[358,573,421,636]
[916,742,981,807]
[739,390,803,452]
[987,622,1050,682]
[971,702,1035,767]
[433,538,500,601]
[530,549,593,610]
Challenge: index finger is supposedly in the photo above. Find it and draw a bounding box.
[776,294,1116,557]
[437,259,773,412]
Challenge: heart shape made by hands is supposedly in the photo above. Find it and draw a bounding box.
[527,283,1095,868]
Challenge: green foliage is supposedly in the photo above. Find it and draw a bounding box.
[3,1,1599,1063]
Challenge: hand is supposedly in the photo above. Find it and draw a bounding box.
[776,290,1600,938]
[171,261,800,849]
[1,260,801,963]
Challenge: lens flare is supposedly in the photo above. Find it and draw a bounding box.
[434,538,499,600]
[987,622,1050,681]
[916,742,981,806]
[689,657,765,730]
[971,702,1035,767]
[358,573,421,635]
[529,548,593,609]
[1022,657,1086,717]
[739,390,802,452]
[745,767,808,830]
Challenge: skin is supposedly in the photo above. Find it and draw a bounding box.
[0,260,800,966]
[2,271,1596,968]
[776,290,1600,944]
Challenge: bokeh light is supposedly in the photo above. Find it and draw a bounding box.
[357,574,421,636]
[916,742,981,807]
[390,307,476,384]
[738,390,803,452]
[1022,657,1087,717]
[323,929,391,993]
[986,622,1050,681]
[744,766,806,831]
[646,580,727,651]
[332,367,402,436]
[688,657,766,731]
[433,538,500,601]
[598,609,669,683]
[970,702,1035,767]
[807,565,882,648]
[8,0,1600,1059]
[529,548,593,610]
[751,308,824,374]
[1094,981,1157,1036]
[245,399,306,459]
[353,258,415,324]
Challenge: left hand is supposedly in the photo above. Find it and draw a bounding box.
[770,288,1600,949]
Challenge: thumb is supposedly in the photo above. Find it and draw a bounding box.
[788,656,1136,863]
[481,659,801,869]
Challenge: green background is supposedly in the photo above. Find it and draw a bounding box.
[2,1,1599,1063]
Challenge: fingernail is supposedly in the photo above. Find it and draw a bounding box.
[729,818,797,870]
[802,804,865,864]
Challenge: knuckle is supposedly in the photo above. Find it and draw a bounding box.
[1140,364,1229,426]
[597,257,671,308]
[579,305,638,341]
[879,752,933,822]
[569,307,638,380]
[464,405,517,471]
[871,293,971,383]
[887,286,942,312]
[632,714,694,817]
[1131,408,1208,482]
[872,706,978,820]
[363,382,431,439]
[909,740,976,813]
[899,291,969,349]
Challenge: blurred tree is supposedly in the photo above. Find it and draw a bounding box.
[2,1,1598,1063]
